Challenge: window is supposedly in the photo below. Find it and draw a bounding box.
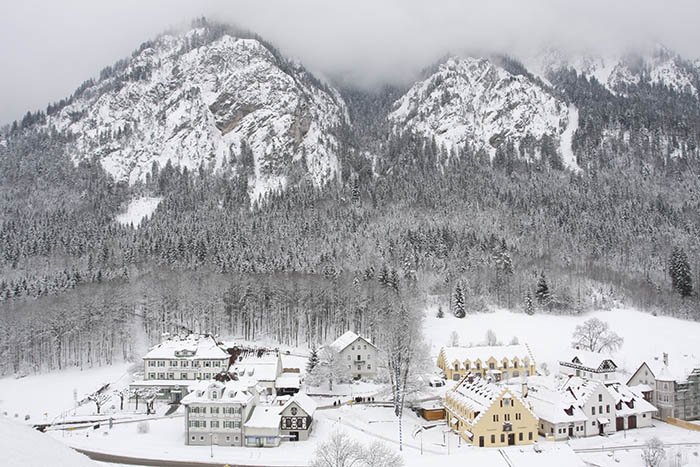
[204,361,211,367]
[158,361,165,367]
[158,372,165,379]
[592,407,596,415]
[454,364,459,371]
[513,370,519,377]
[528,432,533,440]
[466,363,470,370]
[519,432,523,441]
[515,413,521,420]
[504,414,510,421]
[491,435,495,444]
[148,361,156,367]
[368,364,371,369]
[149,372,156,379]
[489,363,495,370]
[168,373,174,379]
[348,355,351,360]
[514,361,518,368]
[364,345,367,350]
[598,394,602,402]
[291,407,298,416]
[211,421,219,428]
[500,434,504,443]
[476,363,481,370]
[606,405,610,413]
[351,346,354,350]
[493,414,499,422]
[212,392,217,400]
[504,399,510,406]
[503,361,508,369]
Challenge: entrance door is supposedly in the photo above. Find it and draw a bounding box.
[599,422,605,435]
[568,426,573,437]
[508,433,515,446]
[616,417,624,431]
[628,415,637,429]
[479,436,484,447]
[290,431,299,441]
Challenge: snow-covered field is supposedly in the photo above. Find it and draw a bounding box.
[0,363,132,422]
[424,308,700,379]
[115,196,162,226]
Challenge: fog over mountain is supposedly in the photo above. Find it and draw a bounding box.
[2,0,700,124]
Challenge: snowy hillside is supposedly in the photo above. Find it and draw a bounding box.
[43,25,348,199]
[530,46,700,97]
[388,57,573,165]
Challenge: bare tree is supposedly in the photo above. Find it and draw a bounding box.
[361,440,404,467]
[113,388,128,411]
[308,346,350,391]
[485,329,499,346]
[310,430,364,467]
[641,437,666,467]
[87,391,110,415]
[571,318,623,353]
[448,331,459,347]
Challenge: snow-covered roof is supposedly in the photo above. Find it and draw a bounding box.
[526,384,588,424]
[446,373,535,427]
[280,392,318,417]
[275,373,300,389]
[604,381,657,416]
[560,349,617,373]
[329,331,375,352]
[440,344,535,366]
[559,376,602,406]
[231,351,281,382]
[643,353,700,383]
[143,335,230,360]
[244,406,281,429]
[181,378,259,405]
[629,383,653,393]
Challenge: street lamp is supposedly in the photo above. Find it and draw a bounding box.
[210,432,214,458]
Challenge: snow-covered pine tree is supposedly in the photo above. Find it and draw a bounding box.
[525,291,534,315]
[453,283,466,318]
[535,272,550,309]
[306,345,319,374]
[669,247,693,297]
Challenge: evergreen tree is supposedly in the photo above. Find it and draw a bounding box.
[453,283,466,318]
[306,345,320,374]
[669,247,693,297]
[525,291,534,315]
[535,272,550,309]
[436,306,444,319]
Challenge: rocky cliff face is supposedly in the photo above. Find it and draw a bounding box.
[387,57,576,168]
[43,26,348,199]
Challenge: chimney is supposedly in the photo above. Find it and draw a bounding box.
[468,374,474,383]
[522,382,528,398]
[663,353,669,366]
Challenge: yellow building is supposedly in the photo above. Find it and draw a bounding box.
[437,344,536,382]
[445,373,539,447]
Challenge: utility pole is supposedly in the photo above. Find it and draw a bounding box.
[210,432,213,458]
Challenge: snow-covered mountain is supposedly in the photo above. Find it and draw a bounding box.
[43,26,348,199]
[388,57,579,169]
[530,46,700,97]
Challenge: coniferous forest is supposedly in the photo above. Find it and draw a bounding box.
[1,24,700,375]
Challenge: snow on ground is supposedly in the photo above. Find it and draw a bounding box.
[0,416,97,466]
[115,196,162,226]
[0,363,132,423]
[560,105,581,172]
[424,308,700,379]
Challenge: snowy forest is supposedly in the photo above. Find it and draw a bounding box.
[1,21,700,376]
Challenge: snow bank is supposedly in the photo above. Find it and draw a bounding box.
[560,105,581,172]
[0,417,96,466]
[116,196,162,227]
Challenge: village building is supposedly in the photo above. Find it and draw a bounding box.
[329,331,379,380]
[525,383,588,440]
[243,393,318,447]
[130,334,232,402]
[231,349,283,397]
[181,377,261,446]
[444,373,538,447]
[437,344,536,382]
[559,349,618,382]
[628,353,700,420]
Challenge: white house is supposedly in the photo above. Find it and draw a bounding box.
[526,383,588,440]
[243,392,318,447]
[131,334,231,402]
[559,349,618,382]
[559,376,617,436]
[605,380,656,430]
[330,331,379,380]
[181,376,261,446]
[279,393,317,441]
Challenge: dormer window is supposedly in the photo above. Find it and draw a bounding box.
[291,407,298,415]
[212,392,217,399]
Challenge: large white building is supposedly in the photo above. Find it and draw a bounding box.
[329,331,379,380]
[181,377,261,446]
[528,375,656,439]
[231,349,283,397]
[131,335,232,402]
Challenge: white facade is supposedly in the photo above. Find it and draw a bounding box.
[231,350,283,396]
[182,378,260,447]
[330,331,379,379]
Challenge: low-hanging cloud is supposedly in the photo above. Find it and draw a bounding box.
[2,0,700,125]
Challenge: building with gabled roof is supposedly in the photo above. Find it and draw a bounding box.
[525,383,588,440]
[437,344,536,382]
[627,352,700,421]
[181,376,261,446]
[231,349,283,397]
[559,349,618,381]
[444,372,538,447]
[328,330,379,380]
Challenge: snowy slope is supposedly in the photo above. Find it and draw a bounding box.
[115,196,162,226]
[44,26,348,199]
[0,417,97,467]
[529,46,699,97]
[388,57,572,165]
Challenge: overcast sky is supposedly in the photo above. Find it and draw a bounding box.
[2,0,700,125]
